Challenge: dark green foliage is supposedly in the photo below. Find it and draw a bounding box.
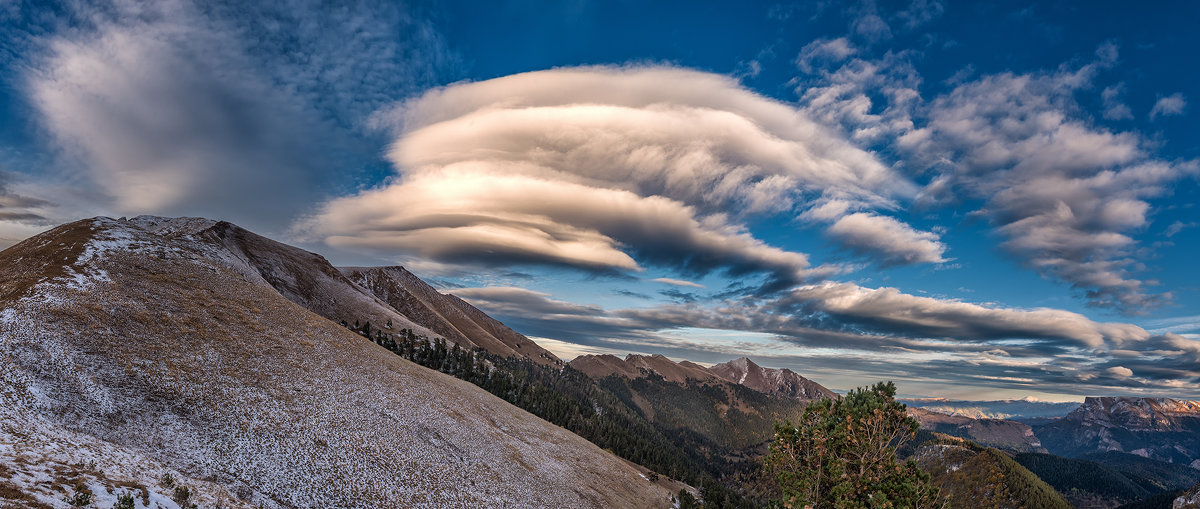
[1014,451,1200,507]
[676,489,701,509]
[159,472,174,489]
[1080,451,1200,492]
[1114,489,1187,509]
[65,483,91,507]
[764,381,943,508]
[1015,452,1150,502]
[112,491,136,509]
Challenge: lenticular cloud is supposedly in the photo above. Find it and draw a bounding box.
[303,66,944,288]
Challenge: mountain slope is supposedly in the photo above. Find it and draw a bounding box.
[0,217,675,508]
[909,407,1046,453]
[1035,397,1200,466]
[341,266,560,365]
[706,357,836,401]
[910,437,1072,509]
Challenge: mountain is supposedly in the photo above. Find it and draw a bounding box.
[341,266,560,366]
[1012,450,1200,508]
[1035,397,1200,466]
[1177,482,1200,509]
[901,397,1081,422]
[569,353,815,477]
[570,353,721,384]
[908,407,1046,453]
[706,357,837,401]
[908,435,1072,509]
[0,217,677,507]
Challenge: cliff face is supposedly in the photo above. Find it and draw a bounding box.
[1036,397,1200,466]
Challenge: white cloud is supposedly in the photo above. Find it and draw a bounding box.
[797,38,857,73]
[1105,366,1134,377]
[826,212,947,265]
[305,66,946,290]
[1150,93,1187,119]
[780,281,1149,349]
[652,278,704,288]
[906,69,1196,312]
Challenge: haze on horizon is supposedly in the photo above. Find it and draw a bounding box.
[0,0,1197,402]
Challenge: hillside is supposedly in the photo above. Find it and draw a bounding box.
[0,217,677,508]
[1035,397,1200,466]
[908,407,1046,453]
[570,353,815,482]
[341,266,561,366]
[910,437,1072,509]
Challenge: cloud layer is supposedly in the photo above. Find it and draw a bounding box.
[305,66,947,289]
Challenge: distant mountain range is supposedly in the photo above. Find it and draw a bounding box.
[900,397,1081,421]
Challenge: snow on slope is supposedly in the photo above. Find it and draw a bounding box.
[0,217,676,508]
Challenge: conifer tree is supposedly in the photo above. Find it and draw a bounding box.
[764,381,943,508]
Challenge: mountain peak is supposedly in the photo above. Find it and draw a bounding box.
[707,357,836,401]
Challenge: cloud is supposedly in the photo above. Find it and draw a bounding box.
[895,0,944,30]
[1105,366,1133,378]
[826,212,947,265]
[304,66,946,291]
[1165,221,1196,237]
[797,38,856,73]
[776,282,1148,349]
[652,278,704,288]
[1150,93,1186,119]
[0,170,49,223]
[22,0,453,231]
[451,282,1200,397]
[1101,84,1133,120]
[903,66,1196,312]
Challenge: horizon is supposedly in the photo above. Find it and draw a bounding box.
[1,1,1198,402]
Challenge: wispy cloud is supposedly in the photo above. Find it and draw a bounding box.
[19,0,455,232]
[1150,92,1186,120]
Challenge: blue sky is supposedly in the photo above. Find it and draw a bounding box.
[1,0,1198,400]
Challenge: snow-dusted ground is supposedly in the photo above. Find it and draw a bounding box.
[0,217,676,508]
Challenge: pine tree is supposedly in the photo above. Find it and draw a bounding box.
[764,381,943,508]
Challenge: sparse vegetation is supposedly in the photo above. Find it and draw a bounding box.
[112,491,136,509]
[65,483,92,507]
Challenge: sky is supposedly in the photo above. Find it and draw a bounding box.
[1,0,1198,401]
